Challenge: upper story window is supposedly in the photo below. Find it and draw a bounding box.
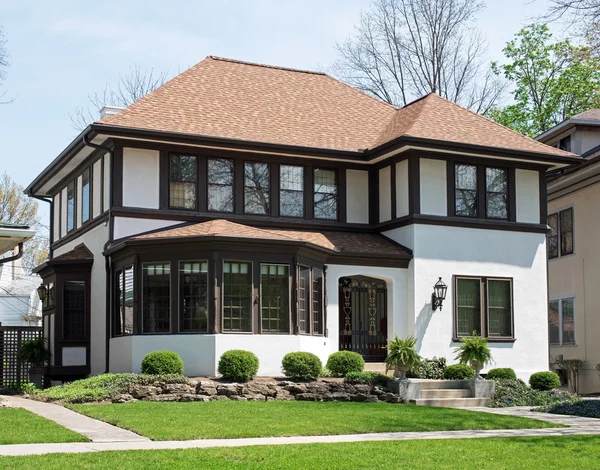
[244,162,270,215]
[549,297,575,346]
[314,168,337,220]
[67,181,75,232]
[455,163,508,220]
[558,136,571,152]
[81,168,91,224]
[208,158,234,213]
[455,276,514,339]
[170,155,197,210]
[548,208,573,259]
[280,165,304,217]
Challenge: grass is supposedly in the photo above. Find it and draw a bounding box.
[1,436,600,469]
[68,401,562,440]
[0,408,88,445]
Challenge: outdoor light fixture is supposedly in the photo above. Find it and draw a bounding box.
[37,284,47,302]
[431,277,447,311]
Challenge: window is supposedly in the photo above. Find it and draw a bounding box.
[549,298,575,345]
[142,263,171,333]
[67,181,75,232]
[455,164,477,217]
[280,165,304,217]
[208,158,234,212]
[42,282,55,310]
[115,269,124,336]
[81,168,90,223]
[454,277,514,339]
[312,268,324,335]
[244,162,270,215]
[485,168,508,219]
[115,267,134,336]
[64,281,85,339]
[180,261,208,332]
[222,261,252,332]
[260,264,289,332]
[559,136,571,152]
[314,168,337,219]
[298,267,310,333]
[548,208,574,259]
[170,155,197,209]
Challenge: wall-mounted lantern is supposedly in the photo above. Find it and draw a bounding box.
[37,284,48,302]
[431,277,447,311]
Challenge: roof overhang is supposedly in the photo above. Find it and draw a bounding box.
[548,155,600,200]
[536,119,600,144]
[0,225,35,256]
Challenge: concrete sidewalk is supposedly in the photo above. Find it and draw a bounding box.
[1,399,599,457]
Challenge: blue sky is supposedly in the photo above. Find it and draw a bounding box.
[0,0,565,222]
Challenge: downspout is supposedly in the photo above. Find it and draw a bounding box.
[82,135,114,374]
[31,195,53,259]
[0,242,24,266]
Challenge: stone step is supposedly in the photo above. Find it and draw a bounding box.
[419,389,472,399]
[410,379,469,390]
[363,363,393,375]
[410,397,491,408]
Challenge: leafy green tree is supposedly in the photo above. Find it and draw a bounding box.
[489,24,600,137]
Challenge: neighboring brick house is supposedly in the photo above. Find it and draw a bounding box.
[27,57,578,381]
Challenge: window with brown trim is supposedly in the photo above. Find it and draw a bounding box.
[312,268,324,335]
[485,168,508,219]
[64,281,85,339]
[170,155,197,210]
[208,158,234,212]
[142,263,171,333]
[280,165,304,217]
[549,297,575,345]
[81,168,91,223]
[114,267,134,336]
[67,181,75,232]
[260,264,290,333]
[244,162,270,215]
[298,266,310,333]
[455,164,477,217]
[222,261,252,332]
[314,168,337,220]
[179,261,208,332]
[548,208,573,259]
[454,276,513,339]
[454,163,509,220]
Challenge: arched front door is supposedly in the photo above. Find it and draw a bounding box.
[338,276,388,362]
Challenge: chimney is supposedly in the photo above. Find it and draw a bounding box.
[100,106,126,120]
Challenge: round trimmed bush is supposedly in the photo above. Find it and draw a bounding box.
[326,351,365,377]
[486,368,517,381]
[443,364,476,380]
[218,350,259,382]
[282,352,322,381]
[529,371,561,391]
[141,351,184,375]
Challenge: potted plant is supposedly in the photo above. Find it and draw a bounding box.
[385,335,420,380]
[453,331,492,380]
[18,338,50,388]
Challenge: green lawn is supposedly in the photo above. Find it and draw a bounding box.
[0,408,88,445]
[68,401,561,441]
[1,436,600,469]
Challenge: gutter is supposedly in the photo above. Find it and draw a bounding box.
[0,242,24,266]
[31,195,53,259]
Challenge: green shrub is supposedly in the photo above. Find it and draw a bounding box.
[344,371,393,387]
[218,350,259,382]
[320,367,333,377]
[453,333,492,373]
[281,352,322,381]
[443,364,475,380]
[33,374,188,404]
[326,351,365,377]
[486,368,517,381]
[408,357,447,379]
[141,351,184,375]
[490,378,578,408]
[529,371,561,391]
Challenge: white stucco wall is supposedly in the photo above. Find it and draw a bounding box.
[54,223,109,375]
[53,194,60,241]
[515,169,540,224]
[122,148,160,209]
[379,166,392,222]
[419,158,447,216]
[113,217,184,240]
[92,158,102,218]
[103,153,110,211]
[346,170,369,224]
[396,160,409,217]
[385,224,548,381]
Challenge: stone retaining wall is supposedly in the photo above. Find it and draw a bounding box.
[113,379,402,404]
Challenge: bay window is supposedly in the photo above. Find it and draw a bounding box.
[260,264,290,333]
[142,263,171,333]
[179,261,209,332]
[222,261,253,332]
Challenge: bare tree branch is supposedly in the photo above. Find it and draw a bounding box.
[331,0,505,111]
[0,25,15,104]
[70,64,169,130]
[542,1,600,52]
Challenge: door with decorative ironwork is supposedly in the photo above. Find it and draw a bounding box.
[338,276,388,362]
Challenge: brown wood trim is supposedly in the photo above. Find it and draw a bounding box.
[408,156,420,215]
[270,162,279,218]
[508,167,517,223]
[369,168,378,225]
[305,166,314,221]
[50,213,109,251]
[234,159,244,215]
[159,150,169,210]
[338,168,347,224]
[113,146,123,207]
[446,160,455,217]
[390,163,397,219]
[539,170,548,225]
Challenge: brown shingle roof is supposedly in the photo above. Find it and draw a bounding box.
[53,243,94,261]
[131,220,411,258]
[570,109,600,121]
[98,56,573,158]
[373,94,573,156]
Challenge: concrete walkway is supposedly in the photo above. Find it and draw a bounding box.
[0,400,599,457]
[1,396,149,444]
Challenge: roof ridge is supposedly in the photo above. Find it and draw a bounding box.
[208,56,327,76]
[322,75,400,113]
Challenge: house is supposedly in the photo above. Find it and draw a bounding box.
[537,110,600,394]
[26,57,578,381]
[0,222,39,327]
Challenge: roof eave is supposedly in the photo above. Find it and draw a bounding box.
[536,119,600,143]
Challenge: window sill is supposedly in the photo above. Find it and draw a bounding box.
[549,252,576,261]
[452,337,516,343]
[550,343,578,348]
